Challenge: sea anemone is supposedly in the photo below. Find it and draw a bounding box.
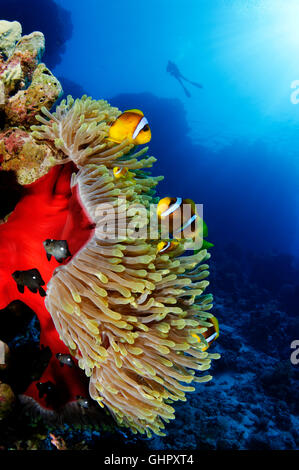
[0,21,219,437]
[30,96,220,436]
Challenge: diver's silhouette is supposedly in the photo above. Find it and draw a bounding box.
[167,61,203,98]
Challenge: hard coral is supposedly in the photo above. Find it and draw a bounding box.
[0,127,59,185]
[5,63,62,127]
[0,20,22,59]
[0,21,45,99]
[0,21,219,437]
[0,20,63,184]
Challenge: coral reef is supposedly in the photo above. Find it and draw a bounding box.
[1,0,73,69]
[0,21,22,59]
[0,20,62,184]
[5,63,62,127]
[0,20,218,439]
[0,128,59,185]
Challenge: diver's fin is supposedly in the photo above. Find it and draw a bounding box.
[177,77,191,97]
[189,80,203,89]
[182,77,203,89]
[46,253,52,261]
[17,284,24,294]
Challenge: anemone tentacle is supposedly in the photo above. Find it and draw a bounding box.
[31,96,220,437]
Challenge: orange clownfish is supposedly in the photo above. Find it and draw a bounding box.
[108,109,151,145]
[113,167,129,179]
[156,240,179,254]
[157,197,198,240]
[192,316,219,351]
[113,166,135,183]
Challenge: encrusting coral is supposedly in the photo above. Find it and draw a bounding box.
[0,20,62,185]
[0,21,22,60]
[0,20,219,437]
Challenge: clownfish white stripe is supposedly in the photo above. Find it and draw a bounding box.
[114,168,122,175]
[161,197,183,217]
[132,116,149,140]
[160,242,171,253]
[174,213,197,234]
[206,332,217,343]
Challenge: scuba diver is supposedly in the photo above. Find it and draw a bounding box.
[166,60,203,98]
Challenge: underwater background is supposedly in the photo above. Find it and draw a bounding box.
[0,0,298,451]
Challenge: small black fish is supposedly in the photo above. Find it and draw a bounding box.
[56,353,74,368]
[36,381,57,406]
[12,268,46,297]
[43,239,71,263]
[76,395,91,409]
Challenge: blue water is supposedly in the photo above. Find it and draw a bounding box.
[2,0,299,255]
[52,0,299,257]
[1,0,299,451]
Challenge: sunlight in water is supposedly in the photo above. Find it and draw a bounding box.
[236,0,299,49]
[263,1,299,51]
